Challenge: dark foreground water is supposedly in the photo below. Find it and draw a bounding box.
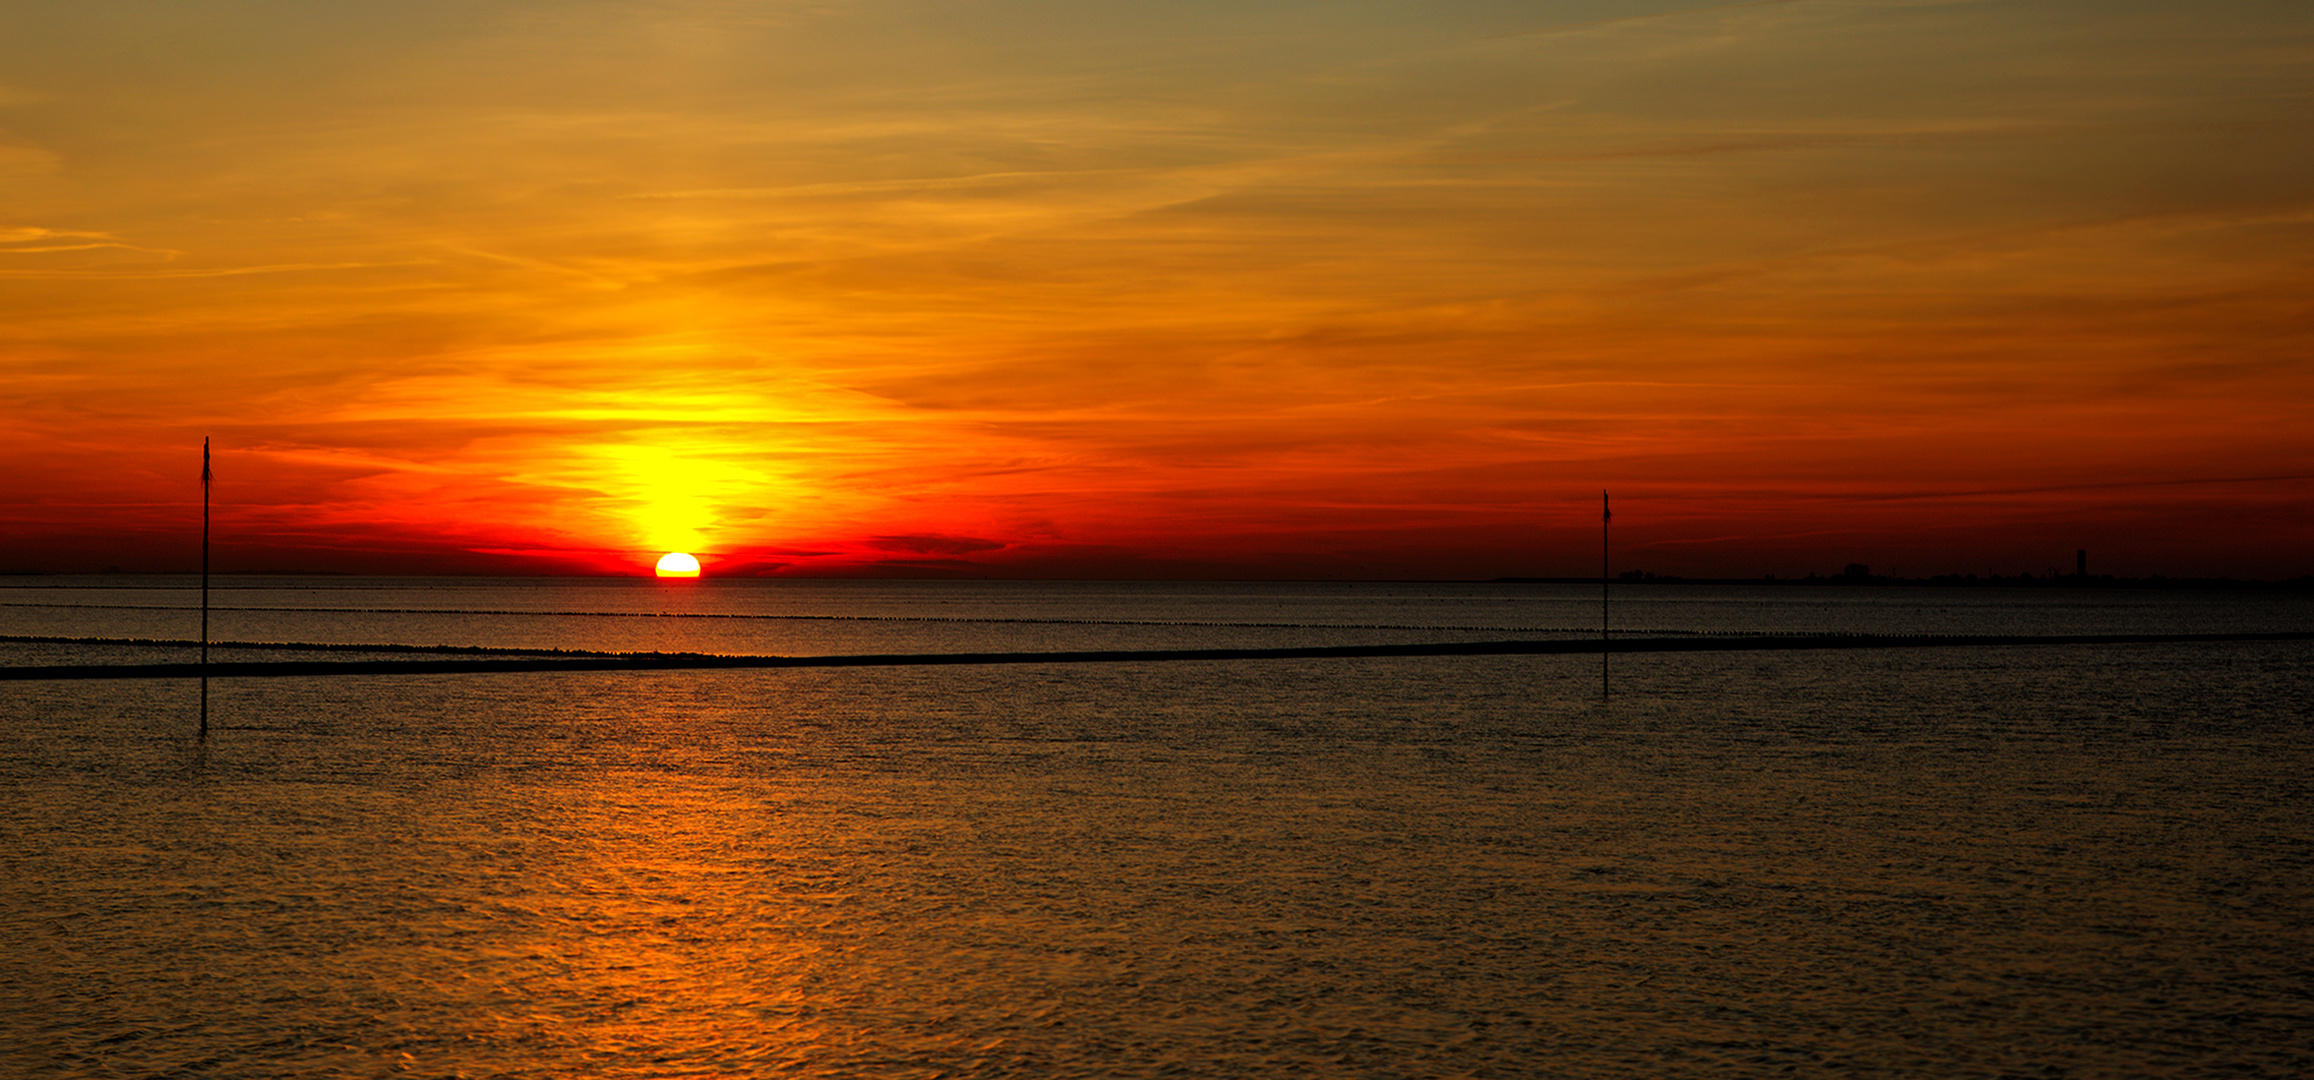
[3,580,2311,1077]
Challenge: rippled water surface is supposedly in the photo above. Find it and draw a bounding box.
[4,580,2311,1077]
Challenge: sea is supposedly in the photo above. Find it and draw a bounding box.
[2,577,2310,1078]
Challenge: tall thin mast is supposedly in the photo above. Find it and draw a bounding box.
[201,438,210,739]
[1601,489,1610,699]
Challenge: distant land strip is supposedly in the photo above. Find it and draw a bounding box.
[0,602,1617,635]
[4,631,2309,680]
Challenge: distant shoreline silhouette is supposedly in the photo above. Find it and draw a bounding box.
[1491,573,2314,590]
[3,571,2309,589]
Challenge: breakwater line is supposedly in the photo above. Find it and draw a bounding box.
[0,601,1612,636]
[5,630,2308,680]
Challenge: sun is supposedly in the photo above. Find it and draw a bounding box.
[655,552,701,578]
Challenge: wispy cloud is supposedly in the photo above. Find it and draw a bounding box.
[1490,0,1813,39]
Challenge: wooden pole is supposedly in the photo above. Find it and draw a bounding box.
[201,437,210,739]
[1601,489,1610,699]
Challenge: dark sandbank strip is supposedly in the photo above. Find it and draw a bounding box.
[0,634,598,658]
[4,631,2309,680]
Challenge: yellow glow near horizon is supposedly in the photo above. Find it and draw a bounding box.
[655,552,700,577]
[585,443,757,556]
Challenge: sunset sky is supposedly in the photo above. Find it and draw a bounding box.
[4,0,2309,579]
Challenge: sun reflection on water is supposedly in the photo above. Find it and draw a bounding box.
[450,777,834,1070]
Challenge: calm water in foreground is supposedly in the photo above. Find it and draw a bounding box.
[3,579,2311,1077]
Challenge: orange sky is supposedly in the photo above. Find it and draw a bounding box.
[4,0,2309,578]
